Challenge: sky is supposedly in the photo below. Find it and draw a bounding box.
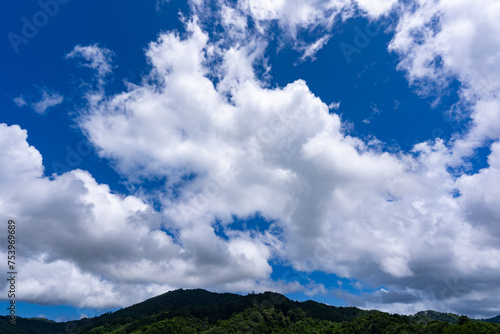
[1,0,500,322]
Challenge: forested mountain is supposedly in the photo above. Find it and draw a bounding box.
[484,315,500,324]
[1,289,499,333]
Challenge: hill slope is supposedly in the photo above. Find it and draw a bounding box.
[1,289,499,333]
[485,315,500,324]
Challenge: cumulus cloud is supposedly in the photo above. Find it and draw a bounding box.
[0,123,273,308]
[2,0,500,319]
[71,8,500,317]
[191,0,397,71]
[389,0,500,153]
[355,0,398,18]
[236,0,396,36]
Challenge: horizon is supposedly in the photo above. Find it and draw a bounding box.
[2,0,500,323]
[2,288,496,323]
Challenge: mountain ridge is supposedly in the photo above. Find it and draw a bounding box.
[1,289,499,333]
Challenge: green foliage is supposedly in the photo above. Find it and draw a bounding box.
[458,315,470,325]
[0,315,68,334]
[1,289,500,334]
[443,321,500,334]
[485,315,500,325]
[411,310,461,325]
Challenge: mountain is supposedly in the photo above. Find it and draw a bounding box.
[1,289,499,333]
[484,315,500,324]
[411,310,461,325]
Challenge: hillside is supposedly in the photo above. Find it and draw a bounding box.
[411,310,461,325]
[1,289,499,333]
[485,315,500,325]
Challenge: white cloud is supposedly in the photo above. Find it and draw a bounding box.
[0,122,273,308]
[32,90,64,114]
[13,95,27,108]
[239,0,342,35]
[300,35,331,61]
[70,13,500,317]
[13,88,64,114]
[328,101,341,110]
[389,0,500,154]
[355,0,398,18]
[66,44,115,85]
[233,0,396,37]
[0,123,44,184]
[2,0,500,319]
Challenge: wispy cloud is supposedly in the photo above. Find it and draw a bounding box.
[14,88,63,114]
[66,44,115,85]
[328,101,341,110]
[13,95,27,108]
[32,91,64,114]
[300,35,331,61]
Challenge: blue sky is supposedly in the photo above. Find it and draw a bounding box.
[1,0,500,322]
